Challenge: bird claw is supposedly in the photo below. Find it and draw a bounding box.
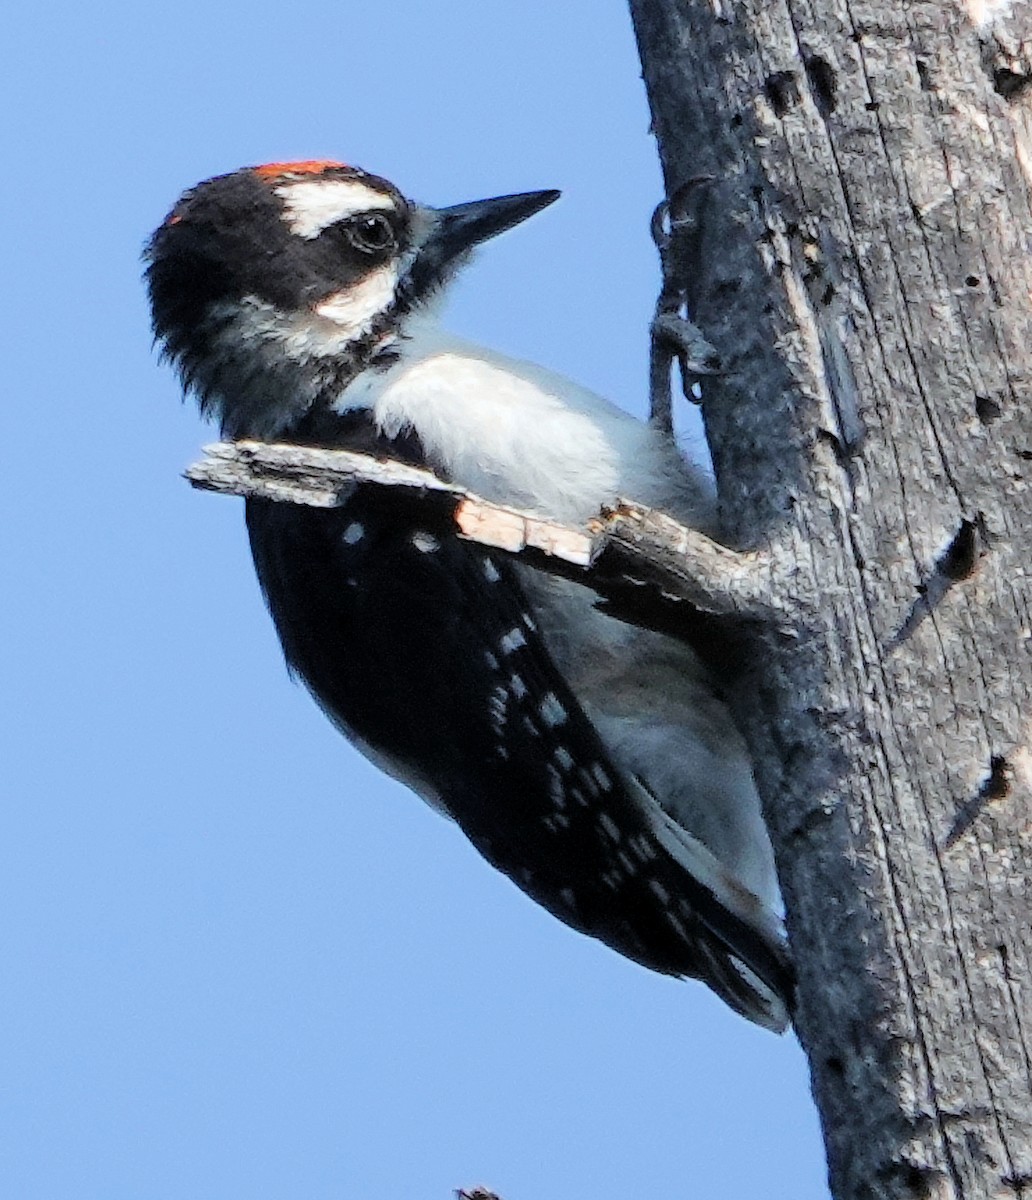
[652,312,724,384]
[648,177,722,431]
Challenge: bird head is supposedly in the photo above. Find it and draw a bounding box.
[145,159,559,438]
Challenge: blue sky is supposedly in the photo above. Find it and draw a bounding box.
[4,1,829,1196]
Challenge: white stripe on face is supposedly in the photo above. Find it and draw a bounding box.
[277,179,398,239]
[314,264,400,336]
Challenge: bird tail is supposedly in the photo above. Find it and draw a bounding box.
[640,788,794,1032]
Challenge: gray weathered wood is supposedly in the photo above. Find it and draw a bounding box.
[628,0,1032,1196]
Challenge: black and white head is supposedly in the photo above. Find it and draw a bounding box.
[145,159,559,439]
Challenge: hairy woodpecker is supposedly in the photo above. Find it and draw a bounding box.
[146,159,792,1030]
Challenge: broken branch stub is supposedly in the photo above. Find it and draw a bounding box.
[185,440,795,637]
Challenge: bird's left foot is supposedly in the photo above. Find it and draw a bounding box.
[648,179,724,431]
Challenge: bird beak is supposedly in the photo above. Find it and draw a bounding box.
[433,189,560,254]
[407,189,560,297]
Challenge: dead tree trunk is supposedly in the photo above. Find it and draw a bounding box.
[629,1,1032,1196]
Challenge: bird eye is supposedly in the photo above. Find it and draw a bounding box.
[347,213,395,253]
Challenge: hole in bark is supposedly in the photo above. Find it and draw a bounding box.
[730,113,743,129]
[1018,448,1032,461]
[916,59,933,90]
[900,1164,946,1196]
[888,518,986,648]
[999,944,1013,982]
[965,274,981,288]
[939,519,980,581]
[820,284,835,306]
[994,67,1032,100]
[983,755,1011,800]
[976,395,1002,424]
[817,427,850,466]
[865,100,880,111]
[804,54,838,115]
[826,1055,845,1076]
[943,756,1011,849]
[765,71,800,117]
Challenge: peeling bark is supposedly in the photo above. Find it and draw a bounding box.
[628,0,1032,1196]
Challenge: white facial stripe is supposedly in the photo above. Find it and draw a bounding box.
[315,265,400,337]
[277,179,398,239]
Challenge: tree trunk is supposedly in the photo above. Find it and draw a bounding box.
[628,1,1032,1197]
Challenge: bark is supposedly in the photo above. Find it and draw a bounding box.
[628,1,1032,1197]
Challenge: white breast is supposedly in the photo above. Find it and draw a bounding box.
[338,317,708,524]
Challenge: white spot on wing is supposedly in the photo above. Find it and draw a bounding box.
[277,178,397,238]
[649,879,670,904]
[597,812,621,843]
[488,685,508,735]
[666,911,690,938]
[342,521,364,544]
[483,559,501,583]
[554,746,574,772]
[508,674,528,700]
[315,266,399,338]
[538,692,567,728]
[499,627,526,656]
[631,835,657,862]
[411,531,439,553]
[579,769,600,799]
[591,763,613,792]
[546,765,566,806]
[543,813,570,833]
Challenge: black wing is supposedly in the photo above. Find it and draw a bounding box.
[246,479,792,1030]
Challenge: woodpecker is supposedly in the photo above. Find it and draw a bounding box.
[146,159,792,1030]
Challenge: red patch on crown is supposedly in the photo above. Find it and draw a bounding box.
[253,159,347,180]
